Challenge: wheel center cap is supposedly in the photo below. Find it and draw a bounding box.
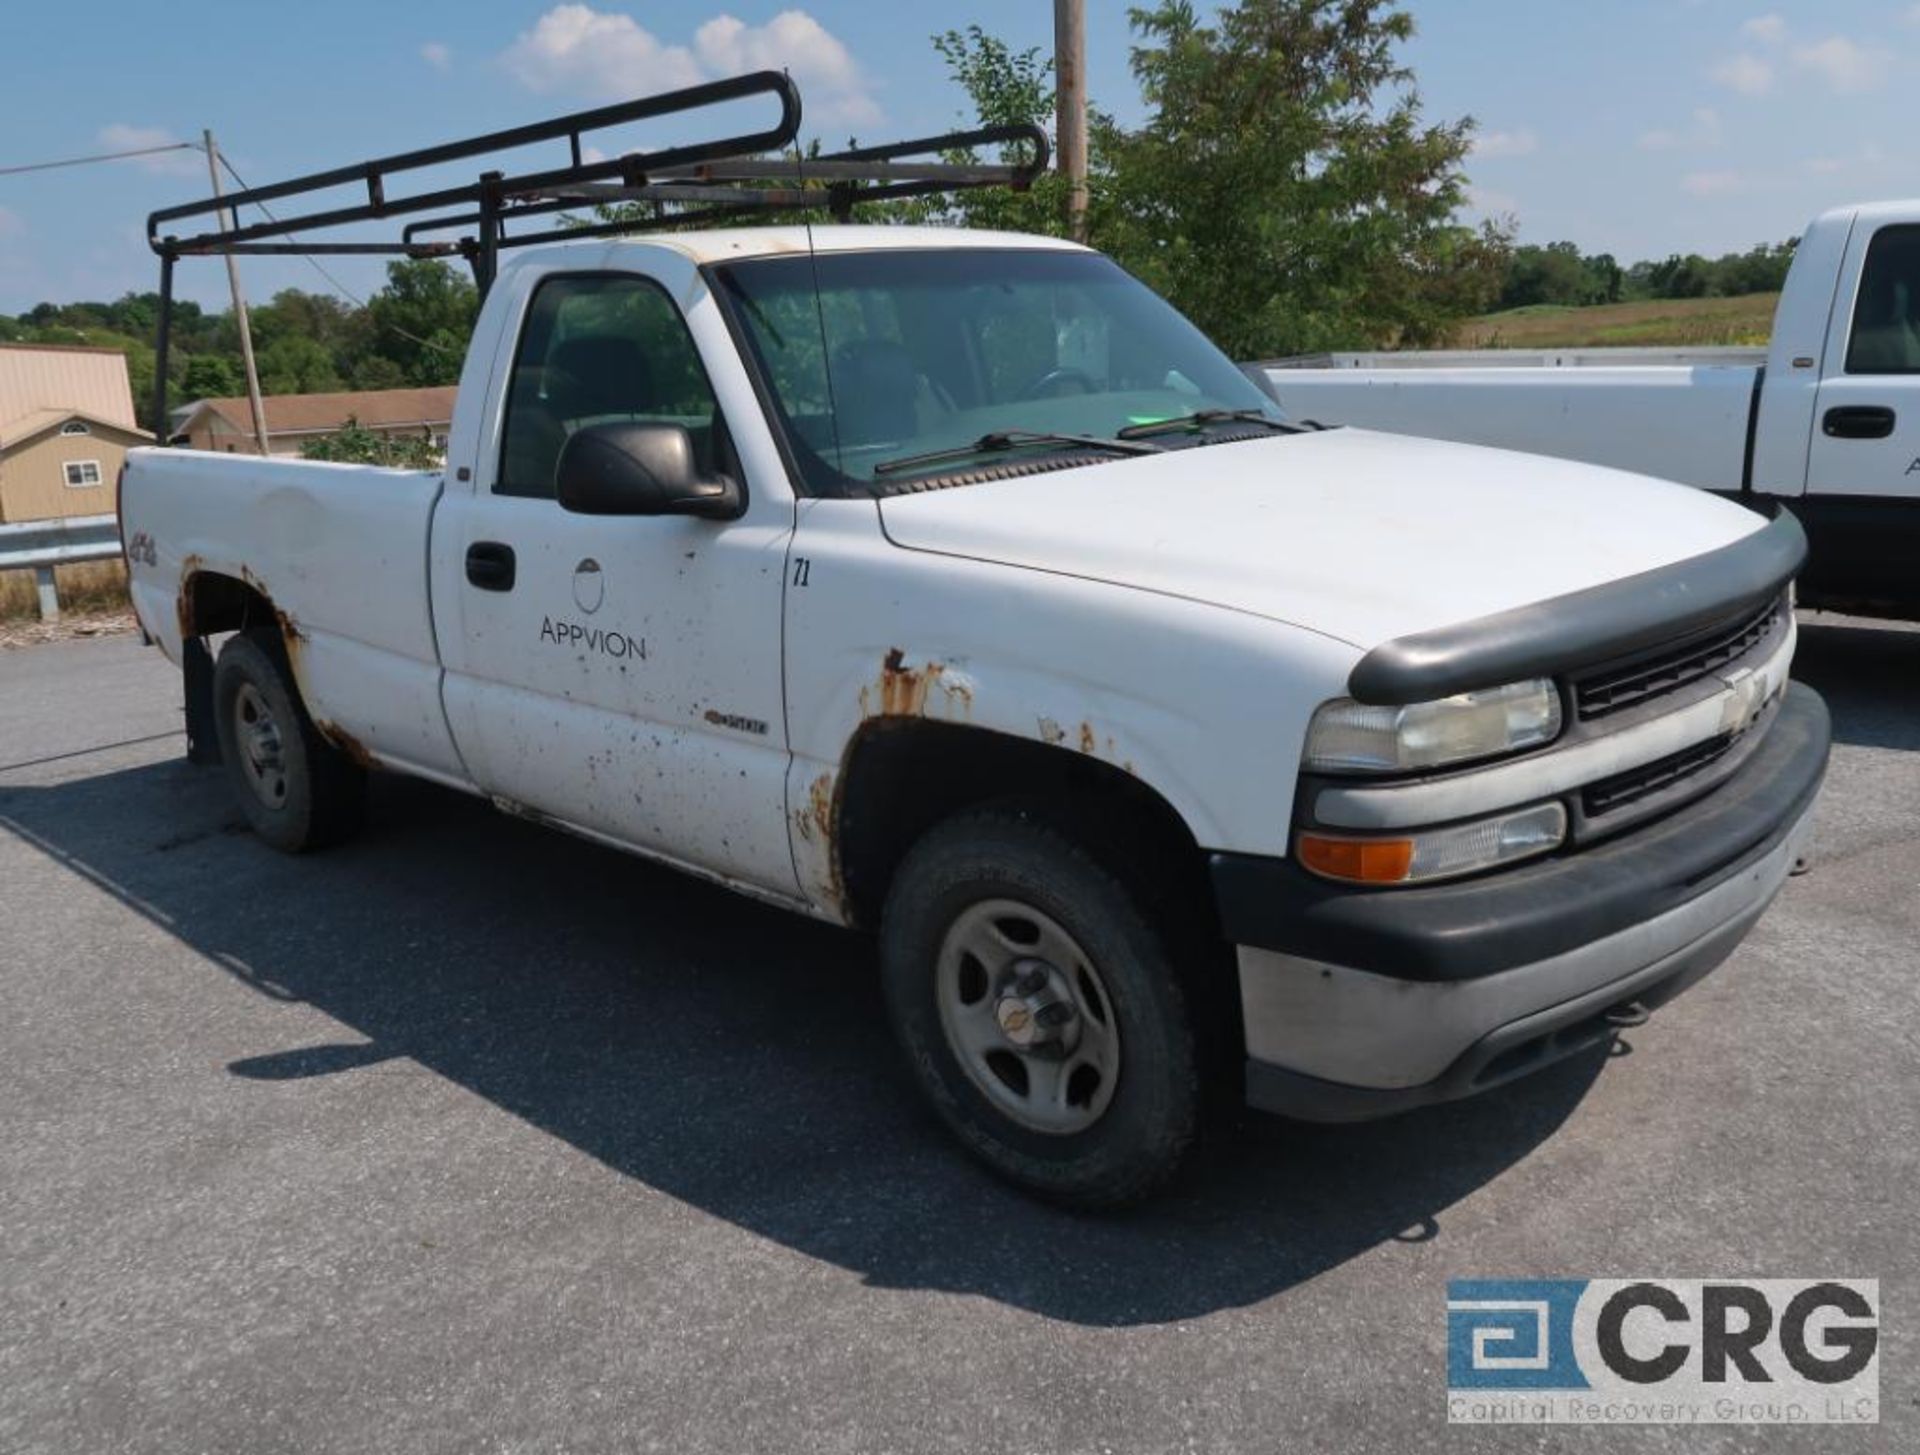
[994,960,1076,1051]
[246,721,281,771]
[995,996,1039,1045]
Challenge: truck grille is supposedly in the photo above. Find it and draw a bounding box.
[1582,733,1737,817]
[1573,597,1783,721]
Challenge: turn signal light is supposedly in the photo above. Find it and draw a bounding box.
[1297,802,1568,886]
[1296,833,1415,884]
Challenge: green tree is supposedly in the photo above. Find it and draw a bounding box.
[180,353,242,400]
[1101,1,1507,355]
[913,4,1507,358]
[255,334,342,394]
[365,259,478,385]
[908,27,1078,237]
[1499,242,1622,309]
[347,354,408,391]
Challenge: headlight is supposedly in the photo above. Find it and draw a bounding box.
[1303,678,1562,774]
[1297,801,1567,885]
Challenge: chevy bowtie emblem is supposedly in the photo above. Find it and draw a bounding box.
[1718,667,1763,735]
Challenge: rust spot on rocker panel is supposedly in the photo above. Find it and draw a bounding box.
[315,721,376,771]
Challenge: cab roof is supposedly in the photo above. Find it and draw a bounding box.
[535,224,1092,267]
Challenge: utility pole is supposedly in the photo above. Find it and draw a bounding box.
[203,129,271,456]
[1054,0,1088,243]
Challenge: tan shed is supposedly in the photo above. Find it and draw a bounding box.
[0,410,153,523]
[0,345,152,522]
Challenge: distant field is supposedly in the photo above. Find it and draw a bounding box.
[1455,293,1779,349]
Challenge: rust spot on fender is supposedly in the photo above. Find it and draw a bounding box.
[174,553,205,638]
[275,605,307,649]
[795,770,847,914]
[865,648,973,719]
[1078,722,1097,754]
[880,647,938,715]
[808,771,835,845]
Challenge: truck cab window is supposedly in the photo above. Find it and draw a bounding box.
[497,274,720,498]
[716,249,1281,496]
[1846,226,1920,374]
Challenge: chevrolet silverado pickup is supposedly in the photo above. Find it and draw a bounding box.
[120,222,1830,1205]
[1266,199,1920,620]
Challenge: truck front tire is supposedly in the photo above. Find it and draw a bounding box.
[879,804,1202,1208]
[211,629,367,853]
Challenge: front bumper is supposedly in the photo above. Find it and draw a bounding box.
[1215,682,1829,1122]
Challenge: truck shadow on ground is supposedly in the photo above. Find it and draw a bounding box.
[1790,614,1920,753]
[1,755,1614,1328]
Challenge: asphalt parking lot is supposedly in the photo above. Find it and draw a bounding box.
[1,618,1915,1454]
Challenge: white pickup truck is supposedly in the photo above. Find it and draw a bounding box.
[122,224,1829,1206]
[1265,200,1920,620]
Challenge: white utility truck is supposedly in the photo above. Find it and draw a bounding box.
[121,79,1829,1205]
[1266,201,1920,620]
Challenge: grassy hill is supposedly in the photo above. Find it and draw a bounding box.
[1455,293,1779,350]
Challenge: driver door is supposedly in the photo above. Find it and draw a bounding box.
[435,265,798,894]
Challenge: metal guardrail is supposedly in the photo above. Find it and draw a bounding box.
[0,514,121,622]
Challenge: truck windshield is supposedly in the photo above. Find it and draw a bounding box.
[712,247,1286,495]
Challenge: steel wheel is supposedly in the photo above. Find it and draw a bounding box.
[231,681,289,810]
[935,897,1122,1135]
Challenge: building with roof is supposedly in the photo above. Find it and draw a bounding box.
[172,386,457,459]
[0,343,152,522]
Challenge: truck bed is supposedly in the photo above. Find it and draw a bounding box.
[1265,346,1768,371]
[121,448,463,782]
[1262,357,1761,494]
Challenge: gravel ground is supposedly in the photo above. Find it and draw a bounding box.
[0,608,140,651]
[0,617,1914,1454]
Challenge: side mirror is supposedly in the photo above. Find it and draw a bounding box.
[555,422,743,519]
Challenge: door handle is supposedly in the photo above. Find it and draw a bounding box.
[465,541,516,591]
[1822,405,1896,440]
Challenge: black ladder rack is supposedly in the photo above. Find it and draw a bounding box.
[146,70,1048,439]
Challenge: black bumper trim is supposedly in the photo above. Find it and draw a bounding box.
[1347,510,1806,704]
[1211,682,1829,983]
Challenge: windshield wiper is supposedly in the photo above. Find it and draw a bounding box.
[872,429,1162,478]
[1114,408,1298,440]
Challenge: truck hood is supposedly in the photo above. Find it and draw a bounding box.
[875,428,1768,651]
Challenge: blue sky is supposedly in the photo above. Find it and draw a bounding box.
[3,1,1917,312]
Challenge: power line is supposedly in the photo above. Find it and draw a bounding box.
[217,155,366,306]
[0,141,200,179]
[214,153,460,358]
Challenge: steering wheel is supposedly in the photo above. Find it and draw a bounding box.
[1019,367,1099,401]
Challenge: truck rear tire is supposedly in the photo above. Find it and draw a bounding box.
[879,804,1201,1209]
[211,629,367,853]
